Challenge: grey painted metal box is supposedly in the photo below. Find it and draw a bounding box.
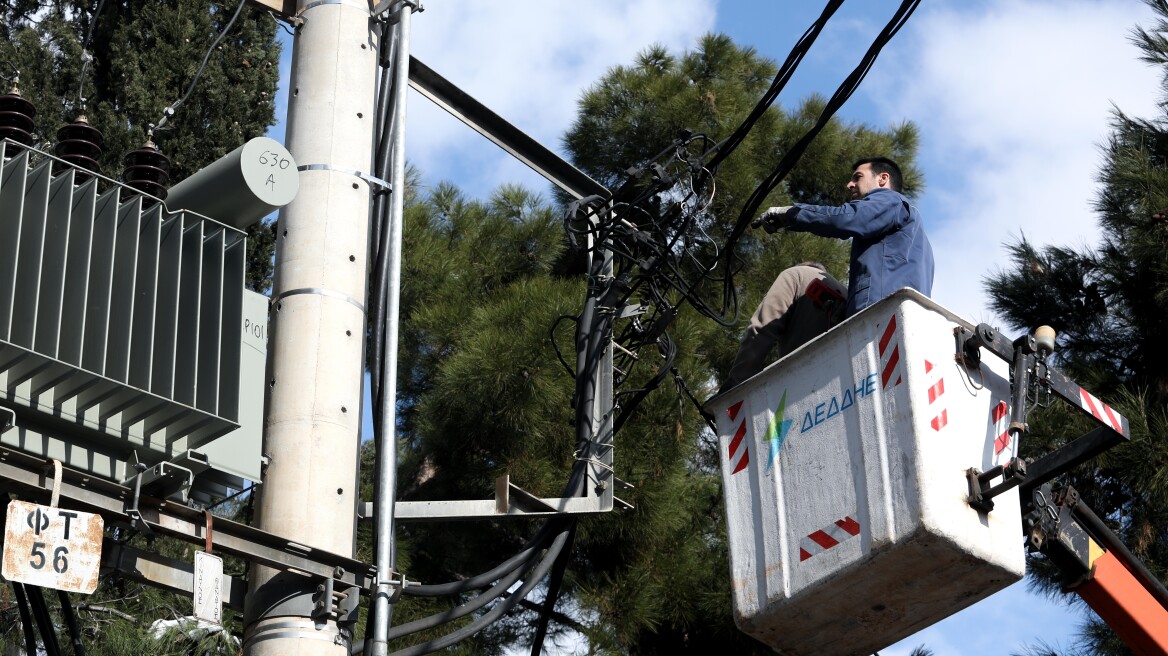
[707,290,1025,655]
[0,140,264,500]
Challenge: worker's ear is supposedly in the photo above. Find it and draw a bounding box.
[878,172,891,188]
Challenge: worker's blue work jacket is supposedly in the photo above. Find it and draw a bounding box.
[788,187,935,317]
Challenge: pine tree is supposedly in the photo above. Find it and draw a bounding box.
[1,0,280,292]
[984,2,1168,654]
[381,34,923,653]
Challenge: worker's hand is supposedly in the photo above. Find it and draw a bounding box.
[752,206,796,233]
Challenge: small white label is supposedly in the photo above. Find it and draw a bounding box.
[193,551,224,625]
[2,500,103,594]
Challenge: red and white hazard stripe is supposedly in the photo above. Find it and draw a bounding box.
[991,401,1009,453]
[924,359,947,431]
[878,315,902,388]
[799,515,862,561]
[1078,387,1126,435]
[726,400,750,475]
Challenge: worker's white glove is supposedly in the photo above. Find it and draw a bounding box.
[752,206,797,233]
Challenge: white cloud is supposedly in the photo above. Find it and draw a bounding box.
[866,0,1159,325]
[404,0,717,197]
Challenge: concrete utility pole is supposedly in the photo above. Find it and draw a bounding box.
[244,1,377,653]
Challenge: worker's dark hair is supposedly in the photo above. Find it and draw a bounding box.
[852,157,903,192]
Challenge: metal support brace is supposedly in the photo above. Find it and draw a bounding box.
[0,445,374,591]
[125,462,155,539]
[956,323,1130,513]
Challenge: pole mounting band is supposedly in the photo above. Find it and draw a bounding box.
[297,163,391,191]
[298,0,371,16]
[274,287,366,314]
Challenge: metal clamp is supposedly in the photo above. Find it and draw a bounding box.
[0,406,14,433]
[374,0,424,19]
[313,567,361,626]
[386,570,415,603]
[966,458,1028,513]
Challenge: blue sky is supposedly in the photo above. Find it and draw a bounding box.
[268,1,1160,653]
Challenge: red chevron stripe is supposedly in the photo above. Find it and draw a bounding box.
[808,530,839,549]
[727,400,743,421]
[1101,402,1122,432]
[731,449,750,474]
[799,548,813,562]
[729,421,746,459]
[1080,388,1101,420]
[928,378,945,403]
[879,315,898,355]
[992,401,1008,423]
[931,410,948,431]
[995,432,1010,454]
[881,345,900,388]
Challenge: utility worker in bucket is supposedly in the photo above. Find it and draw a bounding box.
[754,157,934,317]
[724,261,846,389]
[724,157,934,390]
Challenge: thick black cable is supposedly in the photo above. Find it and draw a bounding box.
[388,526,573,656]
[402,521,556,596]
[11,582,38,656]
[57,589,86,656]
[154,0,250,130]
[27,584,63,656]
[369,16,402,430]
[549,314,580,377]
[704,0,845,172]
[388,534,545,638]
[528,519,578,656]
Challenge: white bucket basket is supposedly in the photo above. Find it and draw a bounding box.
[708,290,1025,655]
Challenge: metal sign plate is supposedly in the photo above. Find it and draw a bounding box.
[193,551,224,624]
[2,500,104,594]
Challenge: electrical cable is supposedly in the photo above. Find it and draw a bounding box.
[368,14,399,426]
[528,519,577,656]
[388,526,573,656]
[11,582,38,656]
[387,538,544,638]
[27,584,63,656]
[154,0,250,131]
[703,0,845,172]
[403,521,556,596]
[74,0,106,111]
[57,589,87,656]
